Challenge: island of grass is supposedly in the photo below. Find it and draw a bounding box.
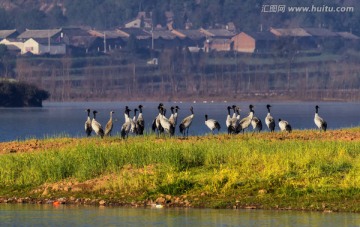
[0,128,359,212]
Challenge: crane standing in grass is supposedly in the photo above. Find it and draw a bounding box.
[130,108,138,134]
[91,110,104,138]
[250,105,262,134]
[159,106,175,136]
[85,109,92,137]
[121,107,132,139]
[236,104,254,134]
[152,103,164,136]
[136,105,145,135]
[226,106,235,134]
[104,111,115,136]
[265,104,275,132]
[205,114,221,134]
[278,118,292,133]
[179,106,194,138]
[314,105,327,132]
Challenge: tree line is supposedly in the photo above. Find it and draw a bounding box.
[10,48,360,102]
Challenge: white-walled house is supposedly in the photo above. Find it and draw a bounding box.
[22,38,66,55]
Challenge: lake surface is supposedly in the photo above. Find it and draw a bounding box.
[0,101,359,142]
[1,204,359,227]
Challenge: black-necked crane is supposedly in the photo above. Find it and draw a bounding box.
[152,103,164,135]
[168,106,176,126]
[169,106,180,130]
[265,104,275,132]
[136,104,145,135]
[104,110,115,136]
[235,106,241,122]
[314,105,327,132]
[250,105,262,133]
[121,107,132,139]
[179,106,194,138]
[130,108,138,134]
[278,118,292,133]
[231,105,237,122]
[174,106,180,126]
[236,104,254,134]
[205,114,221,134]
[85,109,92,137]
[91,110,104,138]
[159,106,175,136]
[230,105,239,132]
[226,106,235,134]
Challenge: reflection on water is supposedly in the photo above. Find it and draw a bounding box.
[0,101,359,142]
[0,204,359,227]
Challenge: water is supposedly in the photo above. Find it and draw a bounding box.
[0,204,359,227]
[0,101,359,142]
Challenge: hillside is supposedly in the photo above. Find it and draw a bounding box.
[1,0,360,102]
[0,0,359,34]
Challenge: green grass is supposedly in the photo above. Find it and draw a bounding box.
[0,133,360,211]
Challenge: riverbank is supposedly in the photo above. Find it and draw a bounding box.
[1,128,360,212]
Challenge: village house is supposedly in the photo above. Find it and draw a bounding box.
[270,27,317,50]
[204,38,233,52]
[336,31,360,49]
[200,28,236,52]
[22,38,66,55]
[59,27,99,55]
[149,28,181,49]
[87,29,126,52]
[116,27,152,49]
[302,27,340,50]
[231,31,277,53]
[1,20,359,58]
[17,28,66,55]
[171,29,206,51]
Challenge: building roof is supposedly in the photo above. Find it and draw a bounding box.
[150,29,177,39]
[270,28,311,37]
[116,28,151,39]
[18,29,62,39]
[25,38,65,45]
[337,32,360,40]
[88,29,126,39]
[0,29,18,39]
[172,29,206,40]
[61,27,91,37]
[68,36,100,48]
[200,28,236,38]
[303,28,338,37]
[208,37,232,44]
[241,31,277,40]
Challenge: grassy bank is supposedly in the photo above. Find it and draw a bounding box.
[0,129,360,212]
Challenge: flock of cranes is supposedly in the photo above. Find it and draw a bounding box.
[85,103,328,138]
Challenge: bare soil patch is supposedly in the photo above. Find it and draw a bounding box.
[1,129,359,155]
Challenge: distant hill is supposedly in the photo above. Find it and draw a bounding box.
[0,0,65,12]
[0,0,359,34]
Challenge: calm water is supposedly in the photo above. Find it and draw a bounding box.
[0,204,359,227]
[0,101,359,142]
